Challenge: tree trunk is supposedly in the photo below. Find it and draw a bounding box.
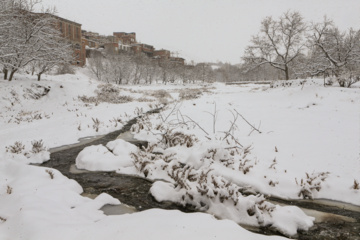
[285,66,289,80]
[37,73,42,81]
[8,70,17,81]
[3,68,8,80]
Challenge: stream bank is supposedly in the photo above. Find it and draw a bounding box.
[41,110,360,239]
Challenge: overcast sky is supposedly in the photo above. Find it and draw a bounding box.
[41,0,360,64]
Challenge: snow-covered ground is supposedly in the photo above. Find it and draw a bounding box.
[1,69,359,239]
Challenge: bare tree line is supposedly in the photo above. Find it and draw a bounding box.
[1,2,358,87]
[87,49,216,85]
[0,0,74,81]
[241,10,360,87]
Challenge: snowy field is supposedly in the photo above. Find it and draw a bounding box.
[0,69,359,239]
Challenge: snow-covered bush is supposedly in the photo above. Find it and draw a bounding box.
[12,110,50,124]
[23,84,51,100]
[143,149,314,236]
[31,140,47,153]
[336,74,360,88]
[5,140,50,164]
[6,141,25,154]
[150,89,172,99]
[179,88,203,100]
[130,114,152,133]
[296,172,329,199]
[78,84,134,105]
[270,79,308,88]
[161,129,198,148]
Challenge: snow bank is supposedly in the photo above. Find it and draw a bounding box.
[75,139,137,171]
[0,158,288,240]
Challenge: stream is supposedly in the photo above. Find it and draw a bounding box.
[40,110,360,240]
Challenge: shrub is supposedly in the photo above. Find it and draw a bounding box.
[31,140,46,153]
[23,84,51,100]
[78,84,134,104]
[151,90,172,99]
[6,141,25,154]
[352,179,359,190]
[296,172,329,199]
[7,186,12,194]
[179,89,203,100]
[162,129,198,148]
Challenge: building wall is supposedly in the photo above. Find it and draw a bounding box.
[170,57,185,65]
[153,50,170,59]
[55,16,86,66]
[113,32,136,45]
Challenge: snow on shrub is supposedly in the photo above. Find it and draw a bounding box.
[179,88,203,100]
[78,83,133,105]
[295,172,329,199]
[270,79,323,88]
[129,139,313,236]
[5,140,50,164]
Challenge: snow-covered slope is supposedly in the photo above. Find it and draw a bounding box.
[1,70,359,239]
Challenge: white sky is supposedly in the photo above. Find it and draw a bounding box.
[41,0,360,64]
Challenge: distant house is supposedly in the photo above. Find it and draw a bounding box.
[170,57,185,65]
[53,15,86,66]
[153,49,171,60]
[113,32,137,45]
[103,42,119,53]
[131,43,154,57]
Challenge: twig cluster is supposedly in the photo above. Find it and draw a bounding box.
[295,172,329,199]
[31,140,46,153]
[92,118,101,132]
[5,141,25,154]
[6,185,12,194]
[352,179,359,190]
[45,169,54,179]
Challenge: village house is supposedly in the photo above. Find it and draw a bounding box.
[153,49,171,60]
[170,57,185,65]
[53,15,86,66]
[113,32,137,45]
[131,43,155,57]
[80,29,186,65]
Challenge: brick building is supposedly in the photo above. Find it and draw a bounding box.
[54,15,86,66]
[113,32,136,45]
[170,57,185,65]
[82,38,98,49]
[131,43,154,57]
[153,49,171,60]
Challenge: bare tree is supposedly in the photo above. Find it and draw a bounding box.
[131,54,146,84]
[88,50,104,81]
[110,53,132,85]
[0,0,73,81]
[194,63,214,83]
[304,17,360,87]
[142,59,158,84]
[33,14,74,81]
[242,11,307,80]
